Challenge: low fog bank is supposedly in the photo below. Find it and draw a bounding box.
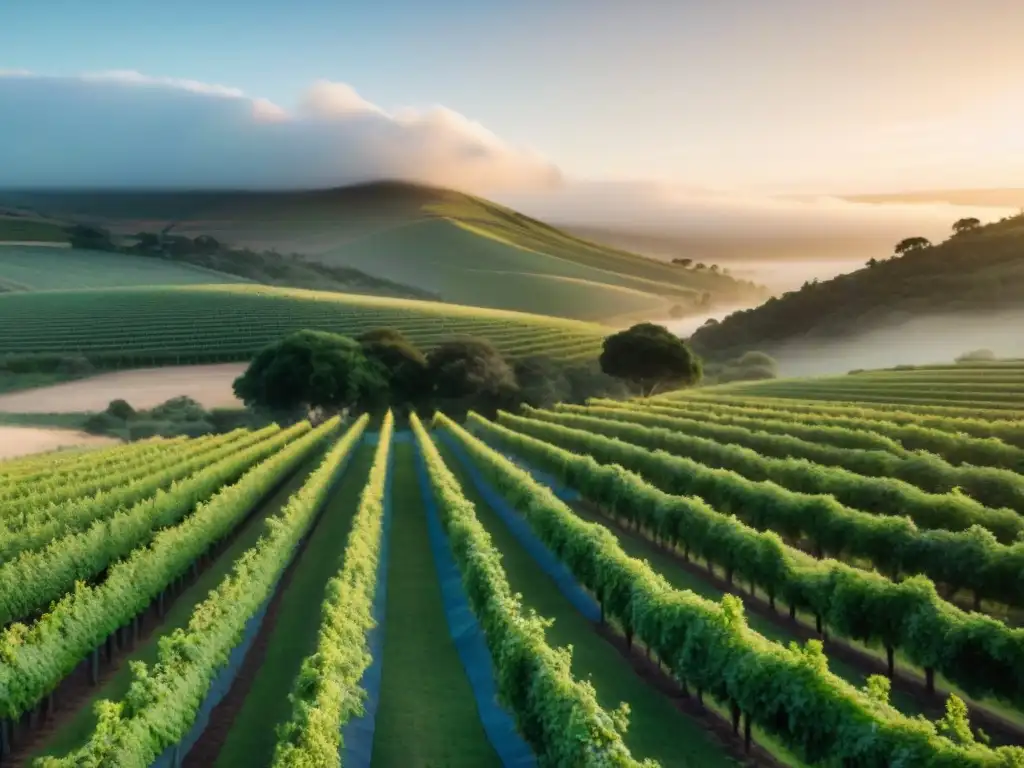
[768,310,1024,377]
[717,258,868,293]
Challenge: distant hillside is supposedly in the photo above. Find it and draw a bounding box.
[0,182,764,322]
[690,212,1024,359]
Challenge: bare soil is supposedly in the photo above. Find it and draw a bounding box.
[0,427,120,460]
[0,364,246,414]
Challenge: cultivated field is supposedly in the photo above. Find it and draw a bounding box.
[0,246,249,292]
[0,284,608,366]
[0,427,119,459]
[0,364,244,414]
[3,363,1024,766]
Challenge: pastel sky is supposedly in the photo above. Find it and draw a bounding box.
[4,0,1023,195]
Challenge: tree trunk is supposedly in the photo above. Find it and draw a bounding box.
[925,667,935,695]
[744,714,752,753]
[90,648,99,685]
[768,594,776,612]
[886,646,895,678]
[789,603,796,621]
[730,702,741,735]
[973,591,982,612]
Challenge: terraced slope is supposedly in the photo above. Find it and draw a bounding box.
[0,284,608,365]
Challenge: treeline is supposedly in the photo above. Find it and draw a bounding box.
[65,224,437,301]
[232,328,630,424]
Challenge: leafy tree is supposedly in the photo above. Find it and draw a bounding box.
[894,237,932,256]
[427,337,519,411]
[233,330,386,420]
[866,257,879,268]
[513,356,573,409]
[599,323,702,396]
[672,258,694,268]
[357,328,430,403]
[105,399,136,421]
[953,217,981,235]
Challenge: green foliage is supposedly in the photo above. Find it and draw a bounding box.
[440,413,1023,766]
[105,399,136,420]
[936,695,976,747]
[34,417,365,765]
[483,410,1024,710]
[0,419,340,723]
[580,399,1024,514]
[599,323,702,396]
[0,424,303,629]
[274,412,392,767]
[358,328,430,404]
[415,414,645,767]
[234,330,388,415]
[428,337,519,412]
[550,403,1024,537]
[895,236,933,255]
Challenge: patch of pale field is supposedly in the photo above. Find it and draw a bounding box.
[0,427,121,460]
[0,363,247,413]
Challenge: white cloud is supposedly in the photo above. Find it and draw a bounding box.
[0,70,560,192]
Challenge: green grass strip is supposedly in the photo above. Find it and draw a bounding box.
[369,440,500,768]
[271,412,393,768]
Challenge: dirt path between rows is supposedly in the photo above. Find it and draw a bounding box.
[0,364,246,414]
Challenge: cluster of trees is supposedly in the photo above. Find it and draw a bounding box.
[866,217,984,268]
[84,396,257,440]
[232,323,705,421]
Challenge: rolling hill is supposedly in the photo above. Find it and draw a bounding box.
[690,212,1024,361]
[0,181,764,322]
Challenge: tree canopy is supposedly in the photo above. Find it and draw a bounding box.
[233,330,386,418]
[428,337,519,408]
[953,217,981,235]
[357,328,430,403]
[894,236,932,256]
[599,323,702,396]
